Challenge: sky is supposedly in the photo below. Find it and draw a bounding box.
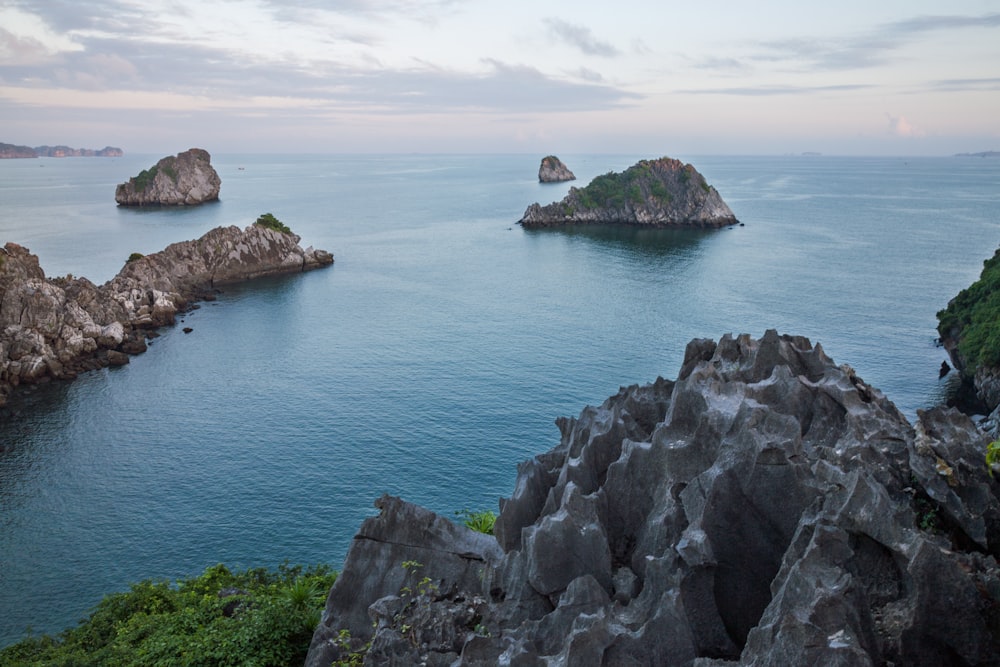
[0,0,998,155]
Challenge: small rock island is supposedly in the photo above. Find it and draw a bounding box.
[115,148,221,206]
[538,155,575,183]
[0,217,333,407]
[520,157,738,228]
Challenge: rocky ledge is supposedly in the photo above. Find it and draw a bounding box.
[520,157,739,229]
[538,155,576,183]
[307,330,1000,666]
[115,148,221,206]
[0,223,333,408]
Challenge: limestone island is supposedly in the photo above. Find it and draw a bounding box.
[306,330,1000,666]
[538,155,575,183]
[115,148,221,206]
[519,157,738,229]
[0,216,333,408]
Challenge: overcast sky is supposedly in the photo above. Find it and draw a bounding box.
[1,0,998,155]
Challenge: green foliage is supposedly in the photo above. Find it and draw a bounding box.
[132,165,159,192]
[456,509,497,535]
[572,159,687,211]
[937,248,1000,370]
[254,212,292,235]
[160,158,178,183]
[0,562,336,667]
[127,252,144,263]
[987,440,1000,477]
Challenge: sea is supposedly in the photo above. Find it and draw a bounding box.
[0,152,998,645]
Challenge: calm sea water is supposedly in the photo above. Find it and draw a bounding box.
[0,153,998,644]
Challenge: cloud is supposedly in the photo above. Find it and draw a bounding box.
[677,83,871,96]
[886,113,925,138]
[927,77,1000,92]
[544,18,621,57]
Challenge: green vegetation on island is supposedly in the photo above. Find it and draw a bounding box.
[575,160,687,211]
[254,212,292,235]
[937,247,1000,370]
[0,563,336,667]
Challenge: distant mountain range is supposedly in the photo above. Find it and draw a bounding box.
[954,151,1000,158]
[0,142,124,158]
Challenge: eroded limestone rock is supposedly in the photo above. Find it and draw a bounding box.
[538,155,576,183]
[307,331,1000,666]
[115,148,221,206]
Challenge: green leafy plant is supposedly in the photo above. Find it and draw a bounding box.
[127,252,144,263]
[254,212,293,235]
[987,440,1000,477]
[456,509,497,535]
[132,165,159,191]
[0,562,336,667]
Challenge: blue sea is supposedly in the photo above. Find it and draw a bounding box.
[0,153,998,645]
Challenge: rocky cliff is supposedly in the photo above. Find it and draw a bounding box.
[115,148,221,206]
[520,157,739,229]
[938,247,1000,433]
[0,143,37,159]
[0,223,332,408]
[307,330,1000,666]
[538,155,576,183]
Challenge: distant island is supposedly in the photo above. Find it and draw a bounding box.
[519,157,738,229]
[115,148,220,206]
[955,151,1000,158]
[0,142,123,158]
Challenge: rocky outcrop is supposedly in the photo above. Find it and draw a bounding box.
[0,223,332,407]
[538,155,576,183]
[307,330,1000,666]
[520,157,739,229]
[115,148,221,206]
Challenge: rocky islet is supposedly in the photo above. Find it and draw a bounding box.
[520,157,739,229]
[115,147,221,206]
[0,223,333,408]
[537,155,576,183]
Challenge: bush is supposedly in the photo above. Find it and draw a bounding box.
[127,252,144,263]
[0,562,336,667]
[937,248,1000,371]
[132,165,158,192]
[254,212,292,235]
[456,509,497,535]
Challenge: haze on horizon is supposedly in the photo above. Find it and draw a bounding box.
[0,0,998,157]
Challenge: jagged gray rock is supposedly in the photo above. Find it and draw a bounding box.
[538,155,576,183]
[520,157,738,229]
[0,224,333,407]
[307,330,1000,666]
[115,148,221,206]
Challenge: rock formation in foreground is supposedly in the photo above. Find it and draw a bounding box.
[115,148,221,206]
[538,155,576,183]
[0,223,333,407]
[520,157,739,229]
[307,330,1000,666]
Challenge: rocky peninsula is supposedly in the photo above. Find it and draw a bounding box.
[0,221,333,408]
[520,157,739,229]
[307,330,1000,666]
[115,148,221,206]
[538,155,575,183]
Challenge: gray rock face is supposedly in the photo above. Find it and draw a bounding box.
[306,330,1000,666]
[538,155,576,183]
[115,148,221,206]
[0,224,333,407]
[520,157,739,229]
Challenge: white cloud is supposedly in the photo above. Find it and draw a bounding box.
[886,113,926,137]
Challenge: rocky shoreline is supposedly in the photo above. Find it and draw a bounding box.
[0,224,333,408]
[307,331,1000,666]
[520,157,739,229]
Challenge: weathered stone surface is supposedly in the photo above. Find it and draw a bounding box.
[115,148,220,206]
[0,224,333,407]
[520,157,738,229]
[538,155,575,183]
[306,330,1000,666]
